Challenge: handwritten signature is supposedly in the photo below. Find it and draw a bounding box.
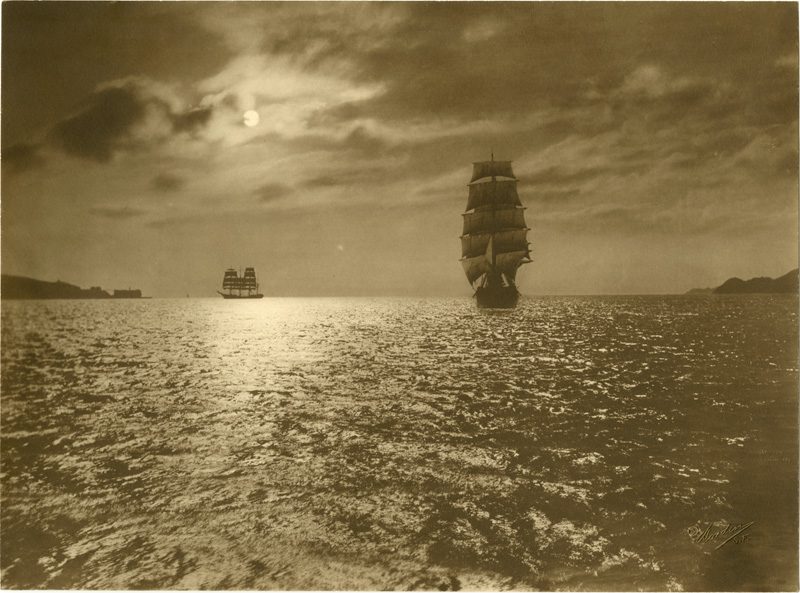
[687,521,754,549]
[755,450,791,463]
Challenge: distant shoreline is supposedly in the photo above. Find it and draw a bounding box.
[686,269,798,295]
[1,274,148,300]
[3,271,798,300]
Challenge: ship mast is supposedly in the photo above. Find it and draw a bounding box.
[490,149,497,271]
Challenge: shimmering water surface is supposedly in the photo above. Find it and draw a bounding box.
[1,296,797,591]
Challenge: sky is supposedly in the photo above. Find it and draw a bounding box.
[2,1,798,297]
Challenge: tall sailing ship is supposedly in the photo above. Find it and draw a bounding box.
[217,267,264,299]
[460,154,531,308]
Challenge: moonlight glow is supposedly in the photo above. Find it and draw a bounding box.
[243,110,259,127]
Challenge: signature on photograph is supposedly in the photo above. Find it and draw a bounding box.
[687,521,754,549]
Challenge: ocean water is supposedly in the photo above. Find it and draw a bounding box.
[1,295,797,591]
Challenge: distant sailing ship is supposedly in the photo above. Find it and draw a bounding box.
[460,154,531,308]
[217,267,264,299]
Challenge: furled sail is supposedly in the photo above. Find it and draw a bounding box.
[471,160,516,183]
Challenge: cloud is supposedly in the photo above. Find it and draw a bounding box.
[730,127,799,179]
[511,61,797,241]
[318,3,615,122]
[50,78,216,163]
[2,142,45,175]
[299,164,391,190]
[254,182,293,202]
[342,126,388,154]
[301,175,342,189]
[526,188,582,205]
[172,106,213,134]
[607,66,738,130]
[1,2,233,150]
[52,87,146,162]
[193,52,385,147]
[150,173,185,193]
[527,166,607,186]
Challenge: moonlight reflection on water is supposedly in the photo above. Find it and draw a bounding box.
[1,296,797,590]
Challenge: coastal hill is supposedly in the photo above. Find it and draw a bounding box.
[1,274,145,299]
[687,269,799,294]
[714,269,798,294]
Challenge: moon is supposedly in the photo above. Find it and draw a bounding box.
[243,110,260,127]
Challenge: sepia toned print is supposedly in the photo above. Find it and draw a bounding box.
[2,2,797,591]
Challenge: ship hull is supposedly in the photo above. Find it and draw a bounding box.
[217,291,264,299]
[475,286,519,309]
